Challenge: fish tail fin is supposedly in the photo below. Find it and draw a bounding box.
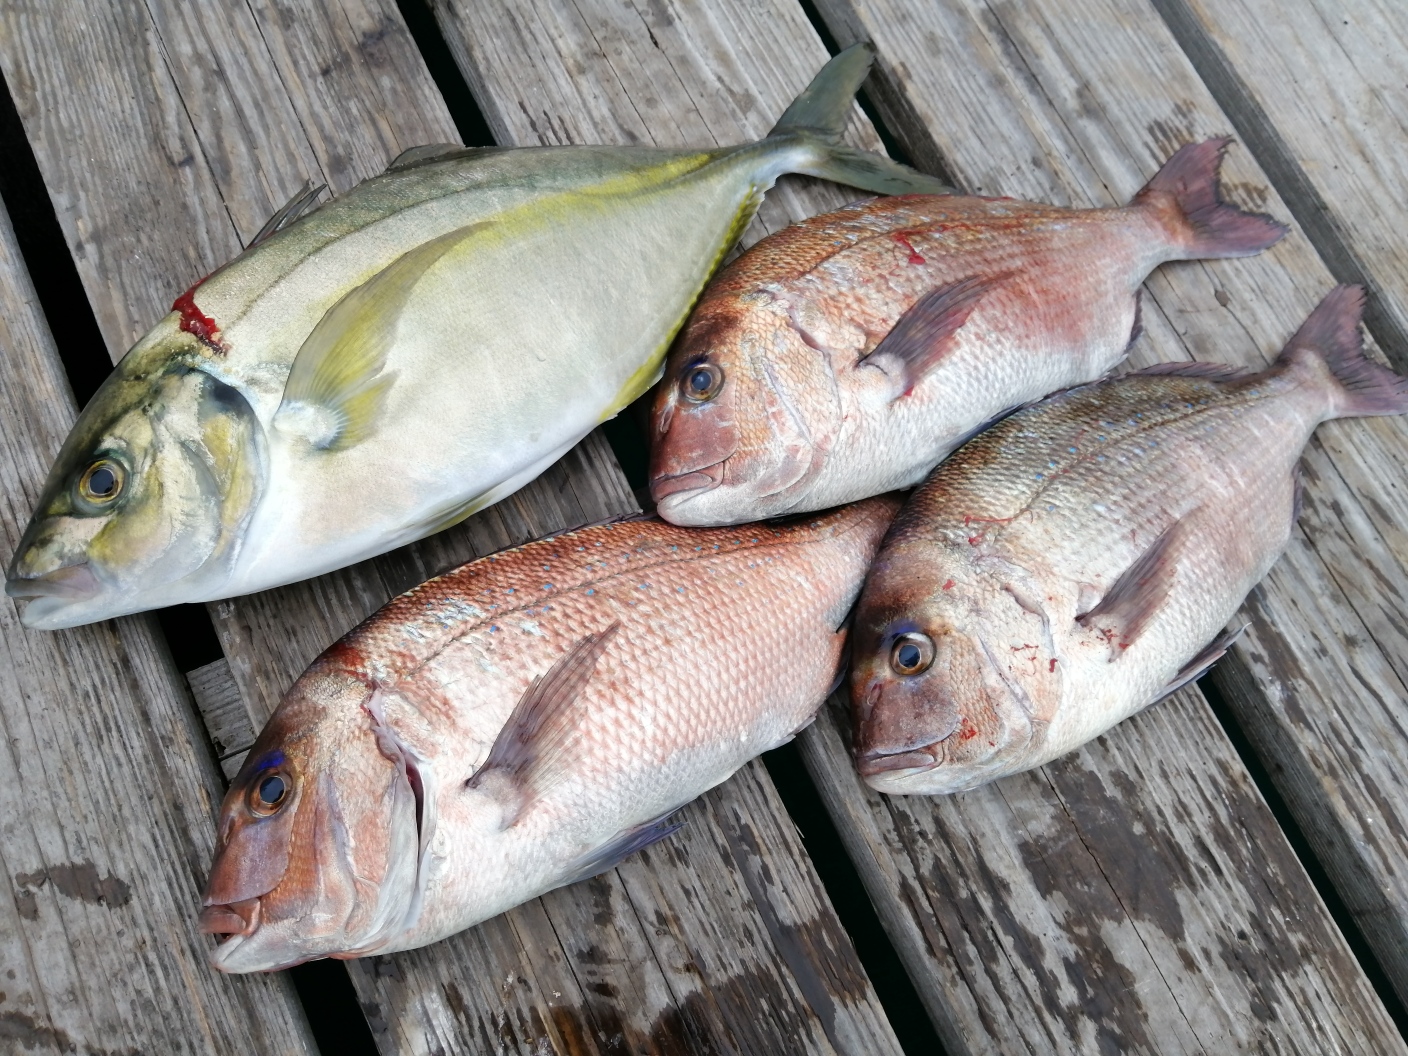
[1276,285,1408,418]
[1133,137,1287,259]
[769,43,952,196]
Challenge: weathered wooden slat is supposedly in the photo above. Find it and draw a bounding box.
[0,187,315,1052]
[0,1,902,1052]
[1150,0,1408,368]
[804,0,1408,1037]
[435,0,1408,1049]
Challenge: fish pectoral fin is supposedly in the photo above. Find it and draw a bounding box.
[249,180,327,247]
[561,811,685,886]
[274,220,494,450]
[1152,623,1248,704]
[1076,515,1193,660]
[860,274,1005,400]
[464,621,622,827]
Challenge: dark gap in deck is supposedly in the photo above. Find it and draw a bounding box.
[395,0,495,148]
[1150,0,1408,373]
[1198,673,1408,1036]
[0,66,110,409]
[764,742,950,1056]
[0,60,382,1056]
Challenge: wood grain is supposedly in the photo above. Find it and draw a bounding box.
[0,0,901,1052]
[1151,0,1408,369]
[0,184,315,1054]
[807,0,1408,1032]
[438,0,1408,1049]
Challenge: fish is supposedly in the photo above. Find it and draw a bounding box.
[5,45,945,631]
[197,496,899,971]
[649,138,1288,526]
[847,286,1408,794]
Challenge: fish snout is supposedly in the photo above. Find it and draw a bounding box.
[5,561,100,601]
[857,740,942,778]
[651,460,726,519]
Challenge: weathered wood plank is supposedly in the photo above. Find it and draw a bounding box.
[1151,0,1408,369]
[806,0,1408,1036]
[0,1,902,1052]
[435,0,1408,1049]
[0,184,315,1053]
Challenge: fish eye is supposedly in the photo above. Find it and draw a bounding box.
[682,360,723,402]
[890,632,935,676]
[77,458,126,505]
[247,771,291,817]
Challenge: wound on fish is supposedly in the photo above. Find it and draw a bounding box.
[172,280,226,352]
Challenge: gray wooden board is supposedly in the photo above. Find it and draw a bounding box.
[1150,0,1408,369]
[807,0,1408,1038]
[434,0,1408,1050]
[0,0,902,1052]
[0,186,315,1052]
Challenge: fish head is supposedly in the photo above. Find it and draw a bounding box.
[6,319,266,628]
[201,666,423,973]
[850,541,1045,794]
[650,292,837,525]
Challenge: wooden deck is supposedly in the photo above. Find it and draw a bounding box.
[0,0,1405,1052]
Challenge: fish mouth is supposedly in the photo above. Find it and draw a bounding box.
[650,461,726,508]
[5,562,100,601]
[857,742,942,778]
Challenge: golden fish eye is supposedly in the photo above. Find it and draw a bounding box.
[890,632,935,676]
[77,459,126,505]
[682,360,723,402]
[247,771,291,817]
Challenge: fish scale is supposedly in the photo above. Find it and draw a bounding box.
[199,495,899,971]
[651,139,1288,527]
[850,286,1408,795]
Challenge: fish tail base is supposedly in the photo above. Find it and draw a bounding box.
[1134,137,1286,259]
[1278,284,1408,418]
[768,43,951,196]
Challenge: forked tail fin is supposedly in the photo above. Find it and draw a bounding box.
[769,43,953,197]
[1277,285,1408,418]
[1133,137,1287,259]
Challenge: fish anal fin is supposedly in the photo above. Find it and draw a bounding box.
[1153,623,1247,703]
[861,274,1004,399]
[1077,516,1191,659]
[274,221,493,450]
[561,811,684,886]
[250,180,327,247]
[466,621,622,827]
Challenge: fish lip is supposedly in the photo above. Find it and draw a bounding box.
[5,563,100,601]
[650,461,726,506]
[857,743,941,777]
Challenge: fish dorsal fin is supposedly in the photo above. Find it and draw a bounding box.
[561,811,684,886]
[385,143,471,171]
[249,180,327,247]
[1153,623,1247,703]
[860,274,1004,399]
[466,621,622,827]
[274,221,492,450]
[1127,359,1245,380]
[1077,516,1191,659]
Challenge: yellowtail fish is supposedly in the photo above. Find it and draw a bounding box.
[197,497,899,971]
[6,45,944,629]
[850,287,1406,793]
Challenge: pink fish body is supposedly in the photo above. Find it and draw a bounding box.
[199,497,898,971]
[849,287,1408,794]
[650,139,1286,526]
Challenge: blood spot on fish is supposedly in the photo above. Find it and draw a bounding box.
[942,579,955,591]
[172,280,227,353]
[1049,658,1058,673]
[892,232,926,265]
